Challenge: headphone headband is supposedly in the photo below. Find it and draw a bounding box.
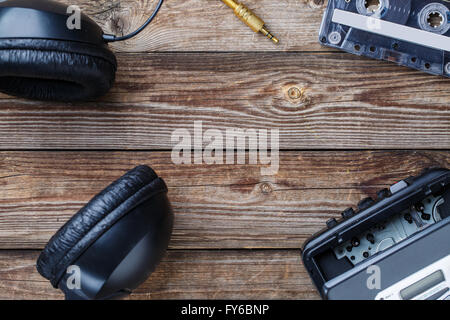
[0,0,105,46]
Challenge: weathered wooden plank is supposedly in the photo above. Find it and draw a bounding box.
[0,52,449,150]
[0,150,448,249]
[55,0,327,52]
[0,250,317,300]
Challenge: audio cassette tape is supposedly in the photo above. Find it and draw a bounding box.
[302,168,450,299]
[319,0,450,77]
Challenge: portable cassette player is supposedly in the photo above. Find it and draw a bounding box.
[302,168,450,300]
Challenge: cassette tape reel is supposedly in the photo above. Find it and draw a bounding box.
[319,0,450,77]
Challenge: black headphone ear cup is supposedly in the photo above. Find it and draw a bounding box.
[36,165,171,288]
[0,39,117,101]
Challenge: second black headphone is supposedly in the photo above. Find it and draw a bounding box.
[36,165,173,300]
[0,0,163,101]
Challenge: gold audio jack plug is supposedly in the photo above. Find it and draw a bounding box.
[221,0,279,44]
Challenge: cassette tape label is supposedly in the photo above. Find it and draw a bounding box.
[319,0,450,77]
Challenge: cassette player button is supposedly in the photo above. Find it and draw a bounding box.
[357,197,375,211]
[377,188,392,200]
[390,180,408,194]
[326,218,338,229]
[426,288,449,300]
[341,207,355,219]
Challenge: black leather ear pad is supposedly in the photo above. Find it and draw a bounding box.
[36,165,168,288]
[0,39,117,101]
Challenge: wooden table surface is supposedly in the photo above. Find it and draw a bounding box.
[0,0,449,300]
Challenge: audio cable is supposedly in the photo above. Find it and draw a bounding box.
[103,0,164,42]
[102,0,278,45]
[221,0,279,44]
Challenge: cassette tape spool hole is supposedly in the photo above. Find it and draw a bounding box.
[357,0,388,15]
[365,0,381,13]
[427,11,444,28]
[418,3,450,34]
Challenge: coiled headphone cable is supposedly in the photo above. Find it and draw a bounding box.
[103,0,164,42]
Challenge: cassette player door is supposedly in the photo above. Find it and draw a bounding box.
[323,218,450,300]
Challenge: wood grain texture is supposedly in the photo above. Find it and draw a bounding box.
[1,52,449,150]
[56,0,327,52]
[1,150,448,250]
[0,0,448,301]
[0,250,317,300]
